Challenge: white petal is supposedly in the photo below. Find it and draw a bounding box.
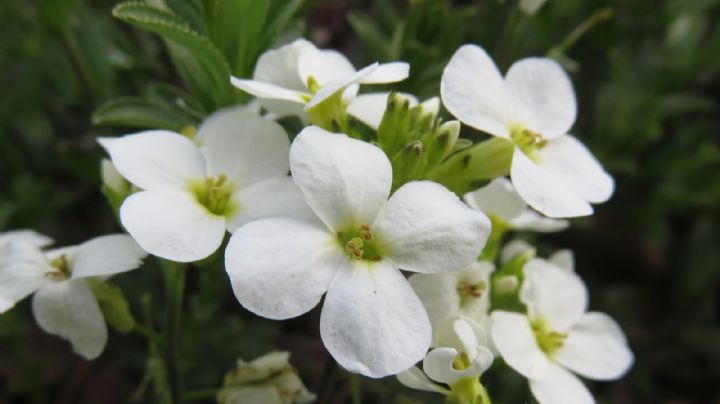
[490,311,548,379]
[320,261,432,377]
[520,259,588,332]
[456,262,494,321]
[529,361,595,404]
[440,44,514,138]
[423,346,493,384]
[435,317,479,353]
[0,242,52,313]
[505,57,576,139]
[197,107,291,186]
[297,48,356,86]
[374,181,490,274]
[509,210,569,232]
[536,135,614,203]
[1,230,53,248]
[409,272,462,332]
[32,279,107,359]
[463,177,526,222]
[554,312,633,380]
[254,38,315,92]
[360,62,410,84]
[225,218,342,320]
[71,234,147,279]
[230,77,308,104]
[511,147,593,218]
[107,130,205,190]
[346,92,418,130]
[226,177,314,232]
[120,191,226,262]
[548,249,574,271]
[397,367,450,394]
[289,126,392,232]
[306,63,378,109]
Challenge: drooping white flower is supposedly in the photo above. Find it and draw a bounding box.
[225,126,491,378]
[409,261,495,342]
[100,107,311,262]
[500,239,574,271]
[0,234,147,359]
[441,44,614,218]
[464,178,568,232]
[218,351,316,404]
[490,259,633,404]
[231,39,409,119]
[397,317,494,393]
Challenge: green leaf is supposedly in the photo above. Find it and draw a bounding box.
[348,12,391,60]
[87,279,135,333]
[113,1,234,110]
[93,97,196,131]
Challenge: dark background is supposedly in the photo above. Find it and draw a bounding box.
[1,0,719,403]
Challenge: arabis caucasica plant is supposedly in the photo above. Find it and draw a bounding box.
[101,108,309,262]
[1,23,634,402]
[0,233,146,358]
[225,126,491,377]
[441,44,614,218]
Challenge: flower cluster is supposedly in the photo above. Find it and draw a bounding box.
[0,38,633,404]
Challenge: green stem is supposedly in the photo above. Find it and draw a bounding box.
[163,260,187,404]
[349,373,362,404]
[547,7,613,57]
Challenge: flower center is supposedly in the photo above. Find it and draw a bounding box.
[306,75,321,94]
[190,174,237,217]
[46,254,70,280]
[452,352,472,370]
[510,126,547,161]
[337,224,385,262]
[531,318,567,355]
[457,279,486,305]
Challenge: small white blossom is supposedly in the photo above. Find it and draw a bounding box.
[100,107,311,262]
[464,178,568,232]
[500,239,574,271]
[231,39,409,120]
[225,126,491,377]
[409,261,494,343]
[0,234,147,359]
[441,44,614,218]
[490,259,633,404]
[398,317,493,392]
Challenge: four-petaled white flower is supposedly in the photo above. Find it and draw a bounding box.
[225,126,491,378]
[464,178,569,232]
[231,39,409,120]
[441,44,614,218]
[101,107,311,262]
[490,258,634,404]
[410,261,495,343]
[397,317,494,394]
[0,234,147,359]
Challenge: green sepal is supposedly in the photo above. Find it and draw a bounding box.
[87,278,135,333]
[391,140,428,190]
[425,120,460,167]
[428,137,514,195]
[489,247,535,313]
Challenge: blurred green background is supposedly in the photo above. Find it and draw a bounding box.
[1,0,719,403]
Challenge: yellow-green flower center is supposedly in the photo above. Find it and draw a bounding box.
[337,224,385,262]
[511,126,547,162]
[531,318,567,355]
[457,279,487,306]
[46,254,70,280]
[189,174,238,217]
[452,352,472,370]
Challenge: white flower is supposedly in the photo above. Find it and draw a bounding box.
[464,178,568,232]
[490,259,633,404]
[0,234,147,359]
[500,239,574,271]
[409,261,494,342]
[225,126,491,377]
[231,39,409,119]
[218,351,315,404]
[398,317,494,393]
[0,229,53,249]
[441,44,614,218]
[100,107,311,262]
